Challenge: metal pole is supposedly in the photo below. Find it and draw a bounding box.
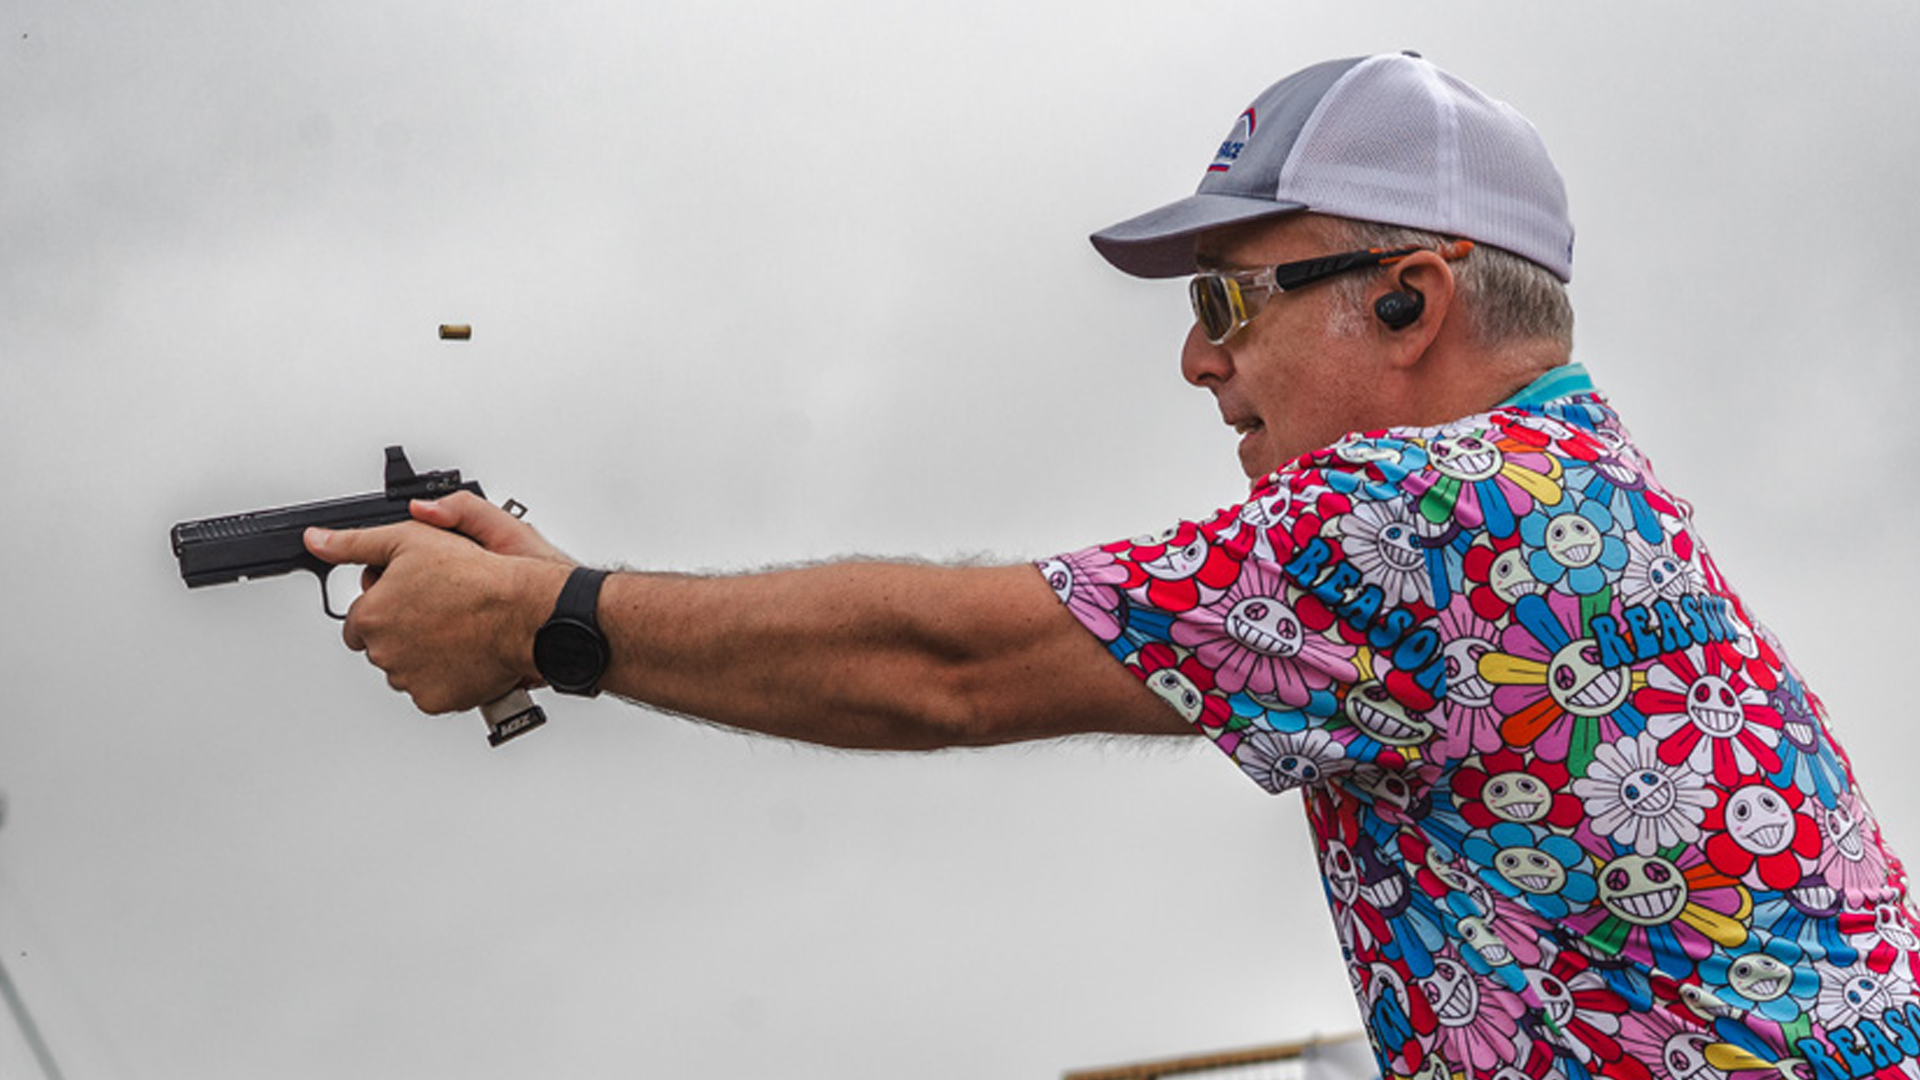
[0,790,65,1080]
[0,953,66,1080]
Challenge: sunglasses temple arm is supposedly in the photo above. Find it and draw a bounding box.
[1273,247,1422,292]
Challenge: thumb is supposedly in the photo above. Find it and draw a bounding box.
[411,490,570,563]
[305,522,412,568]
[410,490,519,546]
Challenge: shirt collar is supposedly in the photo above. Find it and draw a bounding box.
[1499,361,1595,407]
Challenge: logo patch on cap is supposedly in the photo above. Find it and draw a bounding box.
[1208,108,1256,173]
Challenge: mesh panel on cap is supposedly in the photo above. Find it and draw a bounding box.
[1272,55,1573,279]
[1443,69,1572,265]
[1278,57,1456,232]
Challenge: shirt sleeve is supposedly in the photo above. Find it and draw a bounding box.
[1038,438,1458,794]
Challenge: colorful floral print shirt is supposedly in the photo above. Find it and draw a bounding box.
[1040,366,1920,1080]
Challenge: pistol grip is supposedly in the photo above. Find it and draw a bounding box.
[307,556,548,746]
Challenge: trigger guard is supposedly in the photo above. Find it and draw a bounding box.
[314,564,350,621]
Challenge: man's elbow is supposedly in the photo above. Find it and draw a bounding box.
[909,654,1179,748]
[886,665,1028,749]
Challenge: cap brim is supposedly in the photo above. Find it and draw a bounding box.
[1090,193,1308,278]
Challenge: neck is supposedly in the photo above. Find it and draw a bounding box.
[1401,338,1569,427]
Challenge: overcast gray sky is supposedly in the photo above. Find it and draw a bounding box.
[5,2,1920,1078]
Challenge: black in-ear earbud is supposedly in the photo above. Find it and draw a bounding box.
[1374,288,1425,330]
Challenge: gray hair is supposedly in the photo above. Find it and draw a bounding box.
[1320,217,1574,351]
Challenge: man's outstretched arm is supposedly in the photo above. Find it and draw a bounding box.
[304,493,1192,749]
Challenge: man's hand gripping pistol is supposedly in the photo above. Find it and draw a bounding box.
[169,446,548,747]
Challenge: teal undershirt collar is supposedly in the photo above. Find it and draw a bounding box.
[1499,362,1594,407]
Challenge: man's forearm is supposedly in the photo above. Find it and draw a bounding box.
[586,561,1185,749]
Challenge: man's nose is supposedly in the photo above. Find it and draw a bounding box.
[1180,322,1233,387]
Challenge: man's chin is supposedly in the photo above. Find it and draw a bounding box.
[1236,425,1271,478]
[1238,425,1314,478]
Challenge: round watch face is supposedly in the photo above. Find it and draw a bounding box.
[533,617,608,693]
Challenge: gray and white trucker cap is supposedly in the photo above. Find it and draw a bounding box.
[1091,52,1574,282]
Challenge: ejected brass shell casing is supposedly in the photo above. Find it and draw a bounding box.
[439,324,472,340]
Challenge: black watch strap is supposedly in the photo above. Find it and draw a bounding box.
[553,565,610,626]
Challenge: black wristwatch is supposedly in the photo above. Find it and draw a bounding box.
[533,566,612,696]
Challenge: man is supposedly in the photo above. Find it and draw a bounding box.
[305,53,1919,1080]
